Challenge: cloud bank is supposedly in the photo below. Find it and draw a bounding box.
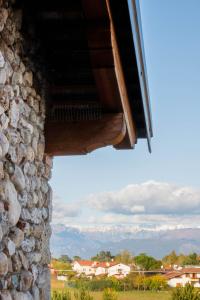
[52,181,200,229]
[87,181,200,215]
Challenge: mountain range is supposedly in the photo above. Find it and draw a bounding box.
[51,224,200,259]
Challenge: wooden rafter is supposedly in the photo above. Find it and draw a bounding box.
[45,113,126,155]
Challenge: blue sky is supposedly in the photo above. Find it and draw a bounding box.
[50,1,200,229]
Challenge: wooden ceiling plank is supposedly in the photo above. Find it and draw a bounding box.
[45,113,126,155]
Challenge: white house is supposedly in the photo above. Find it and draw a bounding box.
[72,260,131,278]
[107,263,131,278]
[57,275,68,281]
[72,260,97,276]
[166,268,200,288]
[95,262,116,276]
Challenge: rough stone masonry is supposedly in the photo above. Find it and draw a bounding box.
[0,0,53,299]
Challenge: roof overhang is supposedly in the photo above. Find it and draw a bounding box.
[17,0,153,155]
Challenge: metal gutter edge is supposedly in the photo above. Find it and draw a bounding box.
[127,0,153,152]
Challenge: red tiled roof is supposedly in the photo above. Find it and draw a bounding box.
[181,268,200,273]
[165,268,200,280]
[96,262,117,268]
[164,271,182,280]
[75,260,94,266]
[74,260,117,268]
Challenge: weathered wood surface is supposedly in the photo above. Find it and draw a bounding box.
[45,113,126,155]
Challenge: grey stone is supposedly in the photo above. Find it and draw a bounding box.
[10,228,24,247]
[0,8,8,31]
[4,180,21,226]
[21,237,35,253]
[0,104,5,115]
[12,253,22,272]
[0,113,9,130]
[24,72,33,87]
[11,274,19,289]
[20,270,33,292]
[0,252,8,275]
[20,118,33,134]
[26,252,41,264]
[10,100,19,128]
[0,68,7,84]
[0,225,3,241]
[26,146,35,162]
[0,291,12,300]
[6,238,16,256]
[30,208,42,224]
[18,250,29,270]
[12,71,23,85]
[8,146,18,163]
[0,161,4,180]
[37,143,44,161]
[31,285,40,300]
[11,165,25,192]
[31,264,38,284]
[12,291,33,300]
[0,133,9,157]
[0,51,5,69]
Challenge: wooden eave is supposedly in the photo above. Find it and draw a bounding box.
[17,0,152,155]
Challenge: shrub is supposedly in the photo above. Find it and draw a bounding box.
[134,274,167,291]
[74,288,94,300]
[103,288,118,300]
[70,277,123,292]
[172,283,200,300]
[52,290,72,300]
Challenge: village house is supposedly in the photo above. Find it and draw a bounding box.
[165,268,200,288]
[95,262,115,276]
[72,260,97,276]
[107,263,131,278]
[72,260,131,278]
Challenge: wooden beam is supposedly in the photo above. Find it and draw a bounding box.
[45,113,126,155]
[106,0,137,148]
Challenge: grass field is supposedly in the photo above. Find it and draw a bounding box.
[51,278,172,300]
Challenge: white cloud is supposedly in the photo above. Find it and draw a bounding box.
[87,181,200,215]
[52,195,81,224]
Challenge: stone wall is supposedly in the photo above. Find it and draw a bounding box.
[0,1,52,299]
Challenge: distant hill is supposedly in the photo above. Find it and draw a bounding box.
[51,224,200,259]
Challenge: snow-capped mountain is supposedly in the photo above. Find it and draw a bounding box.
[50,224,200,259]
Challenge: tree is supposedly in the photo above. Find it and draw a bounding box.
[91,251,114,262]
[182,253,199,266]
[59,255,72,263]
[172,283,200,300]
[51,259,72,272]
[73,256,81,261]
[134,253,162,270]
[115,250,134,265]
[162,250,178,266]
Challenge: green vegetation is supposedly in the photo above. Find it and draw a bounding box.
[74,288,94,300]
[162,251,200,267]
[103,288,118,300]
[69,273,167,292]
[134,253,162,270]
[115,250,134,265]
[134,274,167,291]
[52,290,72,300]
[91,251,114,262]
[172,283,200,300]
